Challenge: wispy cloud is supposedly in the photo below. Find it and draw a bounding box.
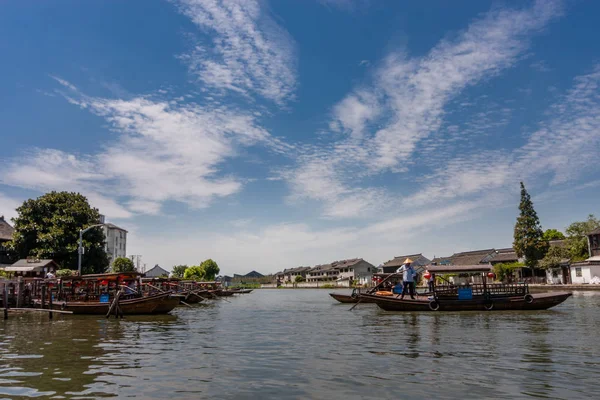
[0,192,21,222]
[1,83,287,218]
[175,0,297,105]
[286,0,563,218]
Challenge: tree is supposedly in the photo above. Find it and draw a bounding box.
[183,265,205,280]
[294,275,306,283]
[9,191,109,274]
[513,182,549,269]
[542,229,566,241]
[171,265,189,278]
[112,257,135,273]
[493,262,525,282]
[200,259,220,281]
[566,214,600,261]
[539,245,570,270]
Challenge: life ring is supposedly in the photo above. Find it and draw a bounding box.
[524,294,534,304]
[515,287,526,295]
[61,302,66,310]
[483,300,494,311]
[428,300,440,311]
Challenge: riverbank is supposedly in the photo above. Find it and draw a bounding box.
[260,284,600,291]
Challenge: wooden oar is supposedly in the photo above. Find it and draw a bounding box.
[350,272,400,311]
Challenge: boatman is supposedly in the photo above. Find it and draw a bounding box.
[397,258,416,300]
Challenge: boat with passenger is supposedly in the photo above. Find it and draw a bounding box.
[359,264,571,311]
[329,273,405,304]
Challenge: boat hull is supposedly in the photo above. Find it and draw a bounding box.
[51,293,179,315]
[360,292,572,312]
[329,293,378,304]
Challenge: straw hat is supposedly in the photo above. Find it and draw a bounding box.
[404,258,413,264]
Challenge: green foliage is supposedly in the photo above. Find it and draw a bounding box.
[200,259,220,281]
[321,284,335,289]
[112,257,135,273]
[542,229,566,241]
[294,275,306,283]
[0,270,7,278]
[171,265,188,278]
[493,262,525,282]
[513,182,548,268]
[566,214,600,261]
[55,269,75,278]
[539,245,570,270]
[9,191,109,274]
[184,265,206,280]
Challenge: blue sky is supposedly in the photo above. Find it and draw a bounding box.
[1,0,599,275]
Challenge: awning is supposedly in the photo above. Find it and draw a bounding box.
[3,266,41,272]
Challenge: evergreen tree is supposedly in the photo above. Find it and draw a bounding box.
[513,182,549,268]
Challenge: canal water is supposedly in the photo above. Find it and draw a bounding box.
[1,289,599,399]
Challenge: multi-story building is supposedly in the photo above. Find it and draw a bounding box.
[102,223,128,266]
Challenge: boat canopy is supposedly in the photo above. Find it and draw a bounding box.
[427,264,493,274]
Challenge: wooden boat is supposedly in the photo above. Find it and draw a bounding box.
[359,264,572,312]
[329,292,379,303]
[211,289,236,297]
[330,272,404,304]
[51,292,179,315]
[360,291,572,311]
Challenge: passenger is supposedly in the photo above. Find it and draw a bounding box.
[45,271,56,279]
[428,272,435,293]
[398,258,416,300]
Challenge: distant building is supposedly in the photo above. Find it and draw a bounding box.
[0,215,15,265]
[570,228,600,284]
[306,258,375,286]
[380,254,431,273]
[588,228,600,257]
[3,259,59,278]
[102,223,128,266]
[488,248,520,265]
[281,266,311,283]
[144,264,169,278]
[449,249,496,266]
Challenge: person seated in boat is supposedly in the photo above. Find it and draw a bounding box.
[397,258,416,300]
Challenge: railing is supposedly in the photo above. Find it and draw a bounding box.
[434,283,529,299]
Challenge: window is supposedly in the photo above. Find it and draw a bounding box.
[576,268,582,277]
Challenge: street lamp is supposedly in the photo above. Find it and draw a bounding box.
[78,224,106,275]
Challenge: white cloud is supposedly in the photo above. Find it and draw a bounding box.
[0,192,21,223]
[286,0,563,218]
[176,0,297,105]
[1,86,285,219]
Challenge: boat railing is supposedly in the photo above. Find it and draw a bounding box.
[434,283,529,299]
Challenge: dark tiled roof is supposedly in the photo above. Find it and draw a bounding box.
[588,227,600,236]
[144,265,170,277]
[244,270,264,278]
[489,251,519,263]
[549,239,567,248]
[0,216,15,241]
[383,254,429,268]
[429,264,493,273]
[450,249,496,265]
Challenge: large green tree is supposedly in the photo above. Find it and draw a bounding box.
[183,265,205,280]
[542,229,566,241]
[513,182,548,269]
[9,191,109,274]
[112,257,136,273]
[171,265,188,278]
[200,259,220,281]
[539,245,571,270]
[566,214,600,261]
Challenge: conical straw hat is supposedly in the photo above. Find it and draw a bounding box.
[404,258,413,264]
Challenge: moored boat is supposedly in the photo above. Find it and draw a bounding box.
[360,264,572,312]
[52,292,178,315]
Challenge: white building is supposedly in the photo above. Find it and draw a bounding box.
[103,223,128,266]
[570,257,600,284]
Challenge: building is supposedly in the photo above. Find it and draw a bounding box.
[306,258,375,286]
[281,266,311,283]
[144,264,169,278]
[449,249,496,266]
[0,215,15,265]
[380,254,431,273]
[488,248,521,265]
[3,259,59,278]
[102,223,128,266]
[570,228,600,284]
[334,258,375,286]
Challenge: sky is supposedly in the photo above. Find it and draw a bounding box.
[1,0,599,275]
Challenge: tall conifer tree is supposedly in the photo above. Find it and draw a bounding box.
[513,182,548,268]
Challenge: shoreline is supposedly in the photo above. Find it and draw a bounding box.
[259,284,600,291]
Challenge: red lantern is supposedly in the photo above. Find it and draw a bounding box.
[100,280,109,285]
[423,272,431,280]
[487,272,495,279]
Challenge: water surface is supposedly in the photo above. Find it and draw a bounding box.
[1,289,599,399]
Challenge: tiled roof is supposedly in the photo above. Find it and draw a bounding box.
[450,249,496,265]
[588,227,600,236]
[383,254,429,268]
[0,216,15,241]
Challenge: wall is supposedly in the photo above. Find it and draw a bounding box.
[571,265,600,284]
[546,269,565,284]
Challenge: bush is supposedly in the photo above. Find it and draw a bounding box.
[321,284,335,289]
[56,269,74,278]
[493,262,524,282]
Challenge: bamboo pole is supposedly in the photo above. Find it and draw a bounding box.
[8,308,73,314]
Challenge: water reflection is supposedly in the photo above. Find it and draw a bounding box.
[1,290,599,399]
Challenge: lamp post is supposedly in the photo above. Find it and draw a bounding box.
[78,224,106,275]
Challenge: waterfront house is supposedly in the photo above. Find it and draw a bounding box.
[431,256,452,265]
[306,263,337,282]
[380,254,431,273]
[570,228,600,284]
[103,223,128,266]
[543,240,571,284]
[449,249,497,265]
[334,258,375,286]
[281,266,311,283]
[0,215,15,266]
[488,248,521,265]
[144,264,169,278]
[3,258,59,277]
